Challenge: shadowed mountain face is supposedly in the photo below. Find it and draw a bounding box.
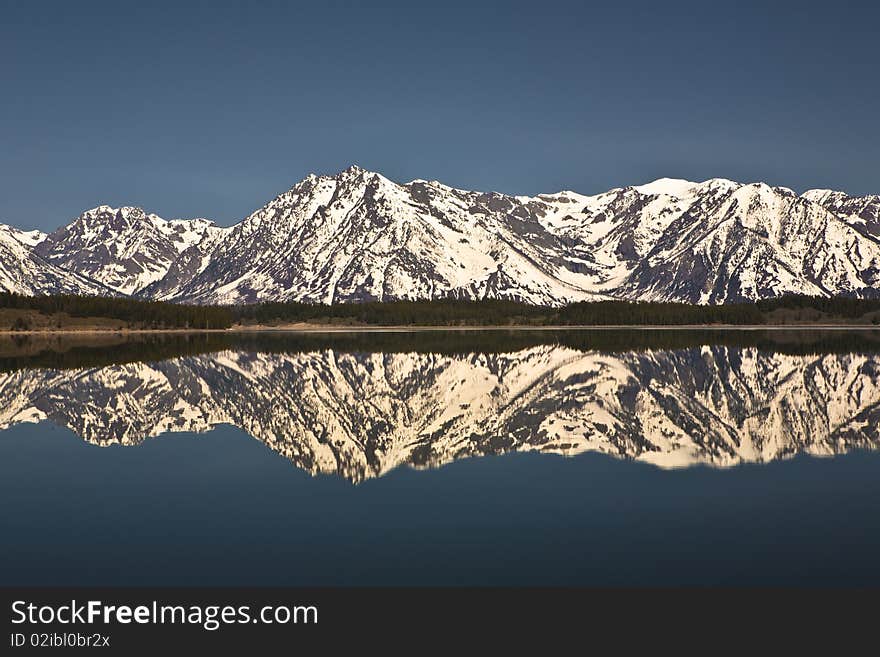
[2,342,879,482]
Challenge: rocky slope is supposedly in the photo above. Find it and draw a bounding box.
[0,223,112,297]
[169,166,607,305]
[803,188,880,244]
[33,205,224,295]
[3,168,880,304]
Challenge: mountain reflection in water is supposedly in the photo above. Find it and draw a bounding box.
[2,331,879,482]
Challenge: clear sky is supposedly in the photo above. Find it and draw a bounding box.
[2,0,878,230]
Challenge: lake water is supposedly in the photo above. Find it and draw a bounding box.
[2,329,880,586]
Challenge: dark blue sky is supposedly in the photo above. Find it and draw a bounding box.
[2,0,878,230]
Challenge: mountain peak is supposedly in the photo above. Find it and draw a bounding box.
[802,188,848,203]
[632,177,700,198]
[632,177,744,199]
[339,164,368,176]
[73,205,151,230]
[0,223,47,247]
[31,205,226,296]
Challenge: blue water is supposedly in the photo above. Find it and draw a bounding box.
[3,421,880,586]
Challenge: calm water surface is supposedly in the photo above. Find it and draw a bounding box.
[2,329,880,585]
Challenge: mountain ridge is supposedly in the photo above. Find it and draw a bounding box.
[2,167,879,304]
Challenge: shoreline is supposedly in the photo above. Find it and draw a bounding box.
[1,323,879,335]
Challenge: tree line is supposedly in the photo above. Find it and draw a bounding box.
[2,292,879,330]
[755,295,880,319]
[0,293,234,329]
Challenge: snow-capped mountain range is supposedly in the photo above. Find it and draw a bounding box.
[2,166,880,304]
[1,344,878,481]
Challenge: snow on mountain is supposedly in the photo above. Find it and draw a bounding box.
[2,344,879,481]
[165,169,880,305]
[0,223,112,297]
[33,206,224,295]
[615,181,880,302]
[509,175,880,302]
[2,169,880,303]
[170,166,606,305]
[803,188,880,244]
[136,223,228,300]
[0,224,47,247]
[632,177,701,198]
